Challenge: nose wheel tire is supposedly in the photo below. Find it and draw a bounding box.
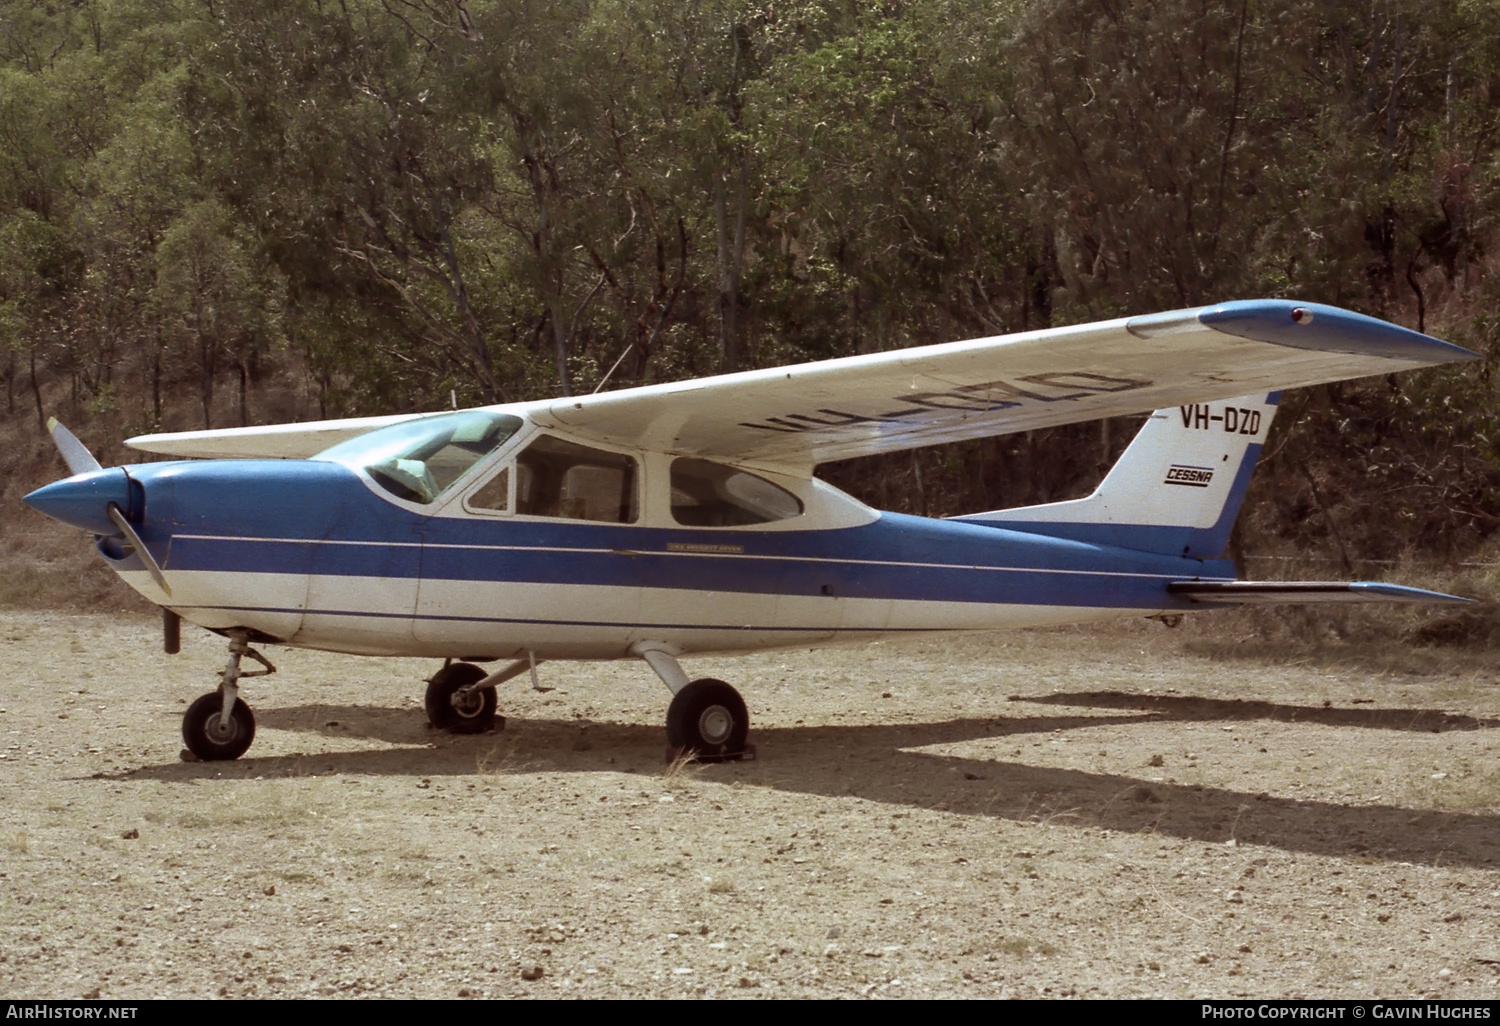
[666,678,749,762]
[425,661,499,734]
[182,692,257,761]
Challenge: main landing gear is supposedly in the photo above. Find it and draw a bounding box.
[182,630,274,761]
[420,644,754,762]
[665,678,750,761]
[425,661,502,734]
[634,642,753,763]
[422,652,548,733]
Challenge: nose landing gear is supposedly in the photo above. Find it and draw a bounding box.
[181,631,274,761]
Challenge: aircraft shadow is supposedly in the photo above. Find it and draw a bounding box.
[105,697,1500,870]
[1019,691,1500,733]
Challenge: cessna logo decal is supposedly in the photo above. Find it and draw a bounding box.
[741,373,1151,434]
[1164,464,1215,487]
[1179,404,1263,435]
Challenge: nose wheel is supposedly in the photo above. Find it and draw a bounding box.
[181,631,274,761]
[182,692,256,761]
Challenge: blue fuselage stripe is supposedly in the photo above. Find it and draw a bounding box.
[129,460,1230,610]
[171,603,892,632]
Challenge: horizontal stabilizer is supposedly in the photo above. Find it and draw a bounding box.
[1167,581,1473,605]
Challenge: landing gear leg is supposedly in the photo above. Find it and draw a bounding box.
[182,631,273,761]
[422,652,553,734]
[631,641,753,763]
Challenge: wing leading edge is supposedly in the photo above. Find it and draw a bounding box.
[126,300,1475,467]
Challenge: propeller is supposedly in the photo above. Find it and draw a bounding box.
[106,502,172,597]
[35,417,173,598]
[46,417,102,476]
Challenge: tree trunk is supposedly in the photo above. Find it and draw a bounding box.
[713,28,751,375]
[199,333,214,430]
[152,344,162,426]
[714,171,740,374]
[237,356,249,427]
[30,348,45,431]
[547,294,573,397]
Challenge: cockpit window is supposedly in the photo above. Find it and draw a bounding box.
[670,458,803,526]
[314,411,524,505]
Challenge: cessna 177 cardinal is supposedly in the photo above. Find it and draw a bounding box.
[23,300,1477,762]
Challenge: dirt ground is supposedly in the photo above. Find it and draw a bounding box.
[1,609,1498,999]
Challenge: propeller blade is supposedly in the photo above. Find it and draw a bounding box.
[46,417,102,476]
[106,503,172,597]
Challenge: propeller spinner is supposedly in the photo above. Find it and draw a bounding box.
[24,420,171,596]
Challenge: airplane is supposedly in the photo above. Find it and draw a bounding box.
[22,299,1479,764]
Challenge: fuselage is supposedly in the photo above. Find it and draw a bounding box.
[75,450,1229,660]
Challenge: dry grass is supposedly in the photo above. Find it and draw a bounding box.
[661,752,702,785]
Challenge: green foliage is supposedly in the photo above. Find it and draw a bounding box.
[2,0,1500,556]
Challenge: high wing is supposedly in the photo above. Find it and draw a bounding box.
[536,299,1474,471]
[126,300,1475,469]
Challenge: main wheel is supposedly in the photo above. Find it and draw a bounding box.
[425,662,498,734]
[182,692,257,761]
[665,678,749,761]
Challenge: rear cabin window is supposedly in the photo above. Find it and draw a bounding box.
[670,459,803,526]
[515,435,639,523]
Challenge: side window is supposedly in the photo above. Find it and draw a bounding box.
[464,467,510,514]
[670,458,804,526]
[515,435,639,523]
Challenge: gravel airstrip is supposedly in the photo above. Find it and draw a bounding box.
[1,609,1498,999]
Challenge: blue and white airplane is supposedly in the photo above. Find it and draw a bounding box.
[23,300,1477,762]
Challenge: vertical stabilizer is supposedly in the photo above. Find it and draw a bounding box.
[953,393,1279,559]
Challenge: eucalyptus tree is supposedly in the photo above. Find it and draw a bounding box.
[182,0,514,408]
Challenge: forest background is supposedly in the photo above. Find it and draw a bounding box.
[4,0,1500,611]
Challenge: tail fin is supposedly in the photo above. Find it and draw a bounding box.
[953,393,1279,559]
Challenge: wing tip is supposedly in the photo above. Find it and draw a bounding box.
[1199,300,1480,364]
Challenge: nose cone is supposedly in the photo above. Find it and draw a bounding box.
[23,468,132,535]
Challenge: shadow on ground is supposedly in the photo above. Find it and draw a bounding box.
[102,694,1500,870]
[1019,691,1500,733]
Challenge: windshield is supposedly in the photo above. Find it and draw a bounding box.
[315,411,524,505]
